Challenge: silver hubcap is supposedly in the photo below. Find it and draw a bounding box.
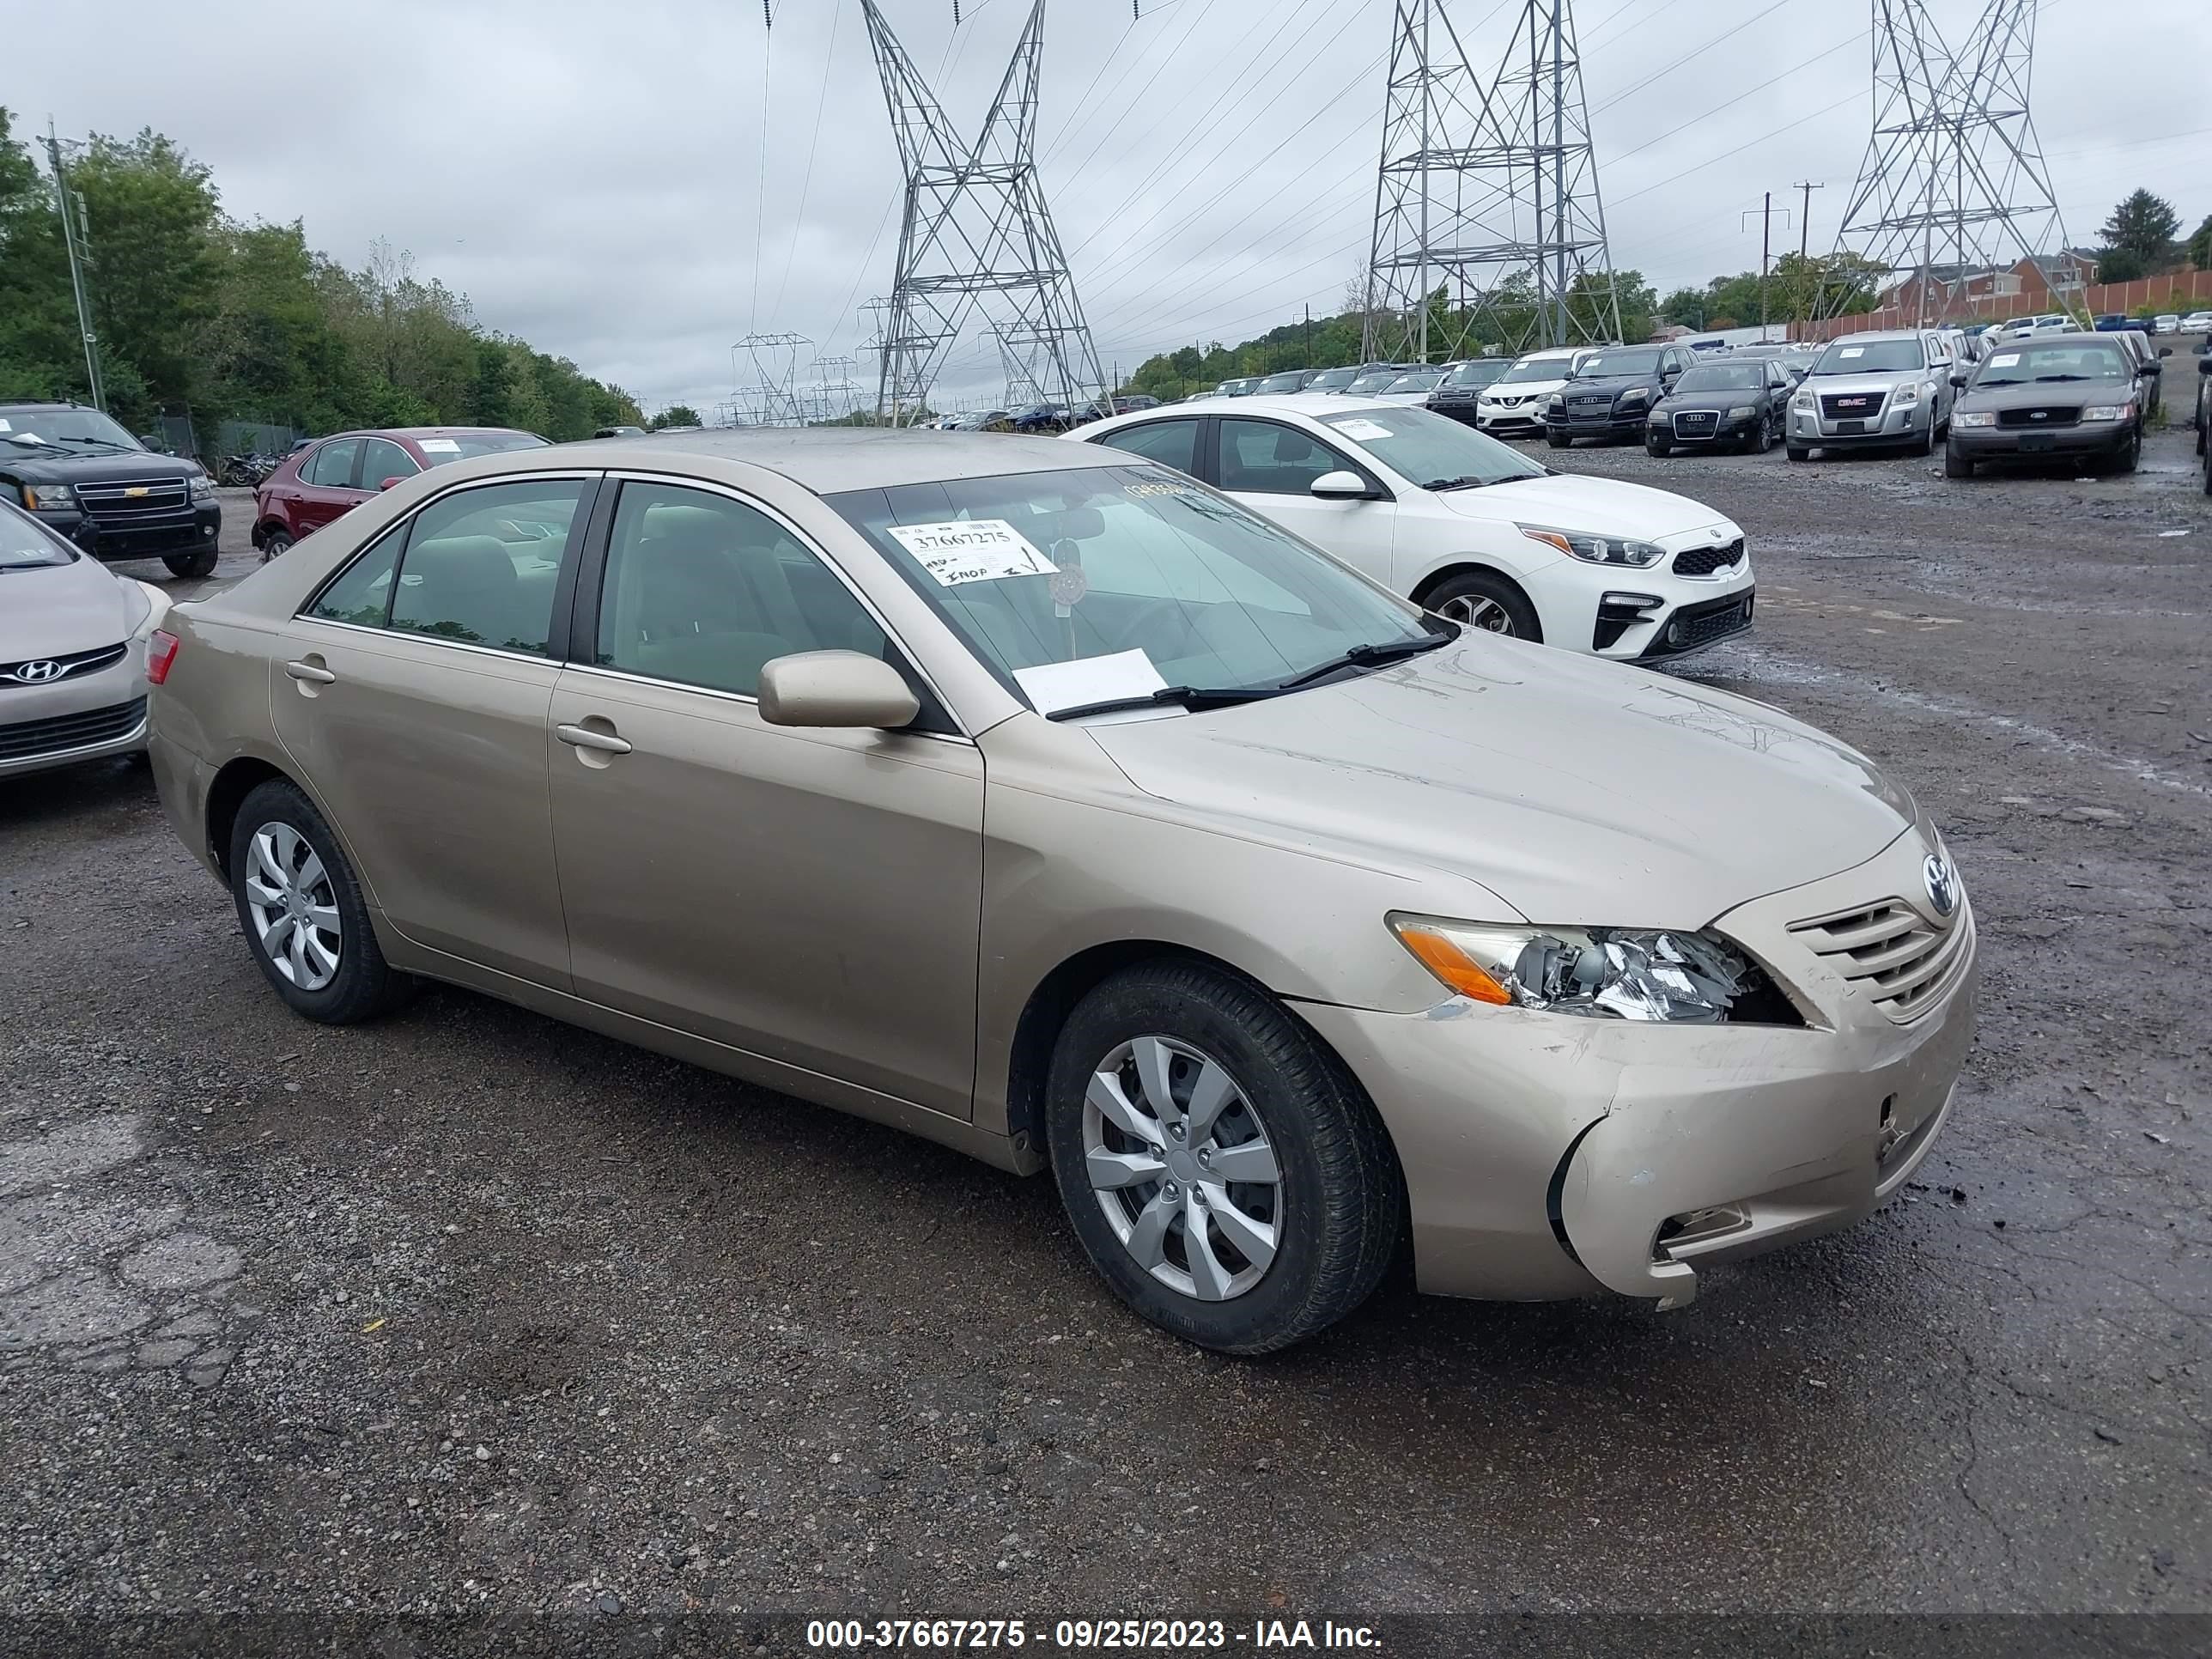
[1083,1036,1282,1303]
[1436,592,1513,633]
[244,821,342,992]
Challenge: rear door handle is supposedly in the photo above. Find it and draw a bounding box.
[556,722,632,755]
[283,659,336,684]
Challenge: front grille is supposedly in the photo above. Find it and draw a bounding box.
[1666,593,1752,648]
[1996,405,2081,428]
[1789,896,1972,1023]
[1820,392,1885,420]
[1673,540,1745,578]
[75,477,191,523]
[1,641,127,686]
[0,696,146,762]
[1568,394,1610,408]
[1672,410,1717,431]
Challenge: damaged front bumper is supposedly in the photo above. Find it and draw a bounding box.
[1295,827,1978,1307]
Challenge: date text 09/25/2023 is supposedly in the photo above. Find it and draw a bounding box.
[805,1618,1381,1650]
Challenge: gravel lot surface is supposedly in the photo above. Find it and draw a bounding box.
[2,403,2208,1630]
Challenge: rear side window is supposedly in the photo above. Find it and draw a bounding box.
[386,479,586,655]
[302,439,360,489]
[306,526,404,627]
[1092,419,1201,476]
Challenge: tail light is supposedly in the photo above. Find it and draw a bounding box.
[147,629,181,685]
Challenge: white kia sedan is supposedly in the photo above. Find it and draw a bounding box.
[1074,397,1753,663]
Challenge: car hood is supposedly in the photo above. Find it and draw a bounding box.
[1480,379,1566,399]
[1431,471,1737,541]
[1958,378,2129,413]
[1562,374,1659,398]
[0,555,143,659]
[1657,387,1766,412]
[1803,370,1924,398]
[1083,636,1914,930]
[0,445,198,485]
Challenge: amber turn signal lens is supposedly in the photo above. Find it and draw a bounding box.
[1392,923,1514,1006]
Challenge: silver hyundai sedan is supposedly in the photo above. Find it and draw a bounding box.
[146,430,1976,1352]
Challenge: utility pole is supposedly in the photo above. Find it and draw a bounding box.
[1304,304,1311,366]
[43,120,105,412]
[1741,195,1790,337]
[1793,179,1823,320]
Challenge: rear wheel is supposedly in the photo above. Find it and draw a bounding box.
[1425,569,1540,640]
[228,779,414,1024]
[258,527,294,564]
[1044,962,1403,1353]
[163,547,218,579]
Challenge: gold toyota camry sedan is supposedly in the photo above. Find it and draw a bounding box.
[146,429,1976,1352]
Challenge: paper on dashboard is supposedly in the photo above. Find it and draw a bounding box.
[1012,649,1168,715]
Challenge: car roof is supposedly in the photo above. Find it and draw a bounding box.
[1104,394,1397,422]
[1824,329,1930,345]
[535,426,1112,492]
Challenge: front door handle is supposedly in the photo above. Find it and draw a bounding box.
[556,722,632,755]
[283,659,336,684]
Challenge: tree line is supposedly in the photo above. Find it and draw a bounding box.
[0,110,642,452]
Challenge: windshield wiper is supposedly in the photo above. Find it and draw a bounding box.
[1276,629,1454,690]
[2033,373,2090,382]
[1044,684,1281,722]
[1421,474,1510,491]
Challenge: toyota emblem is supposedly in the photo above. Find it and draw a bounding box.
[12,659,63,684]
[1923,853,1960,918]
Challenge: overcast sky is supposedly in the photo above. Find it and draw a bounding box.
[11,0,2209,416]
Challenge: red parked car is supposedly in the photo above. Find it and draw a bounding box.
[250,427,548,561]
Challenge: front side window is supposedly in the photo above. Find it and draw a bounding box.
[303,439,361,489]
[825,464,1432,713]
[360,438,420,489]
[593,482,889,698]
[386,478,586,654]
[1217,419,1358,495]
[1316,404,1544,490]
[1092,419,1201,476]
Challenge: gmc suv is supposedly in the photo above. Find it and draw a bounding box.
[0,402,221,577]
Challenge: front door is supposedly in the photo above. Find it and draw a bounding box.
[271,473,596,988]
[545,477,985,1120]
[1211,416,1398,591]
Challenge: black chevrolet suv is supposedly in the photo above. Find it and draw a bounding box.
[0,401,222,577]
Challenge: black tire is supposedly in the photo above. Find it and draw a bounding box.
[258,527,293,565]
[1786,444,1810,463]
[1644,439,1671,458]
[1043,960,1403,1353]
[1944,445,1974,479]
[228,779,413,1024]
[1546,430,1571,449]
[1423,568,1541,640]
[2202,444,2211,497]
[1914,417,1937,456]
[2110,427,2141,475]
[163,547,218,579]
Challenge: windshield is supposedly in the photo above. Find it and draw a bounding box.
[826,464,1431,714]
[416,431,550,465]
[1812,338,1926,374]
[1443,360,1505,388]
[0,501,76,568]
[1383,372,1443,393]
[1972,342,2130,386]
[1497,356,1571,385]
[1675,364,1764,392]
[1574,348,1666,379]
[1346,371,1401,393]
[1318,404,1547,491]
[0,407,143,453]
[1255,374,1307,392]
[1304,368,1361,392]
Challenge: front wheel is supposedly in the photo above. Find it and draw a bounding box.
[1425,569,1540,640]
[1915,417,1937,456]
[228,779,414,1024]
[1645,439,1671,458]
[258,528,293,564]
[2109,427,2142,474]
[1546,430,1571,449]
[1786,444,1811,463]
[163,547,218,579]
[1944,446,1974,479]
[1044,962,1403,1353]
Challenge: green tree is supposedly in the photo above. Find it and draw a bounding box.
[0,108,80,401]
[1660,287,1710,330]
[2183,214,2210,270]
[2097,189,2182,269]
[650,404,702,428]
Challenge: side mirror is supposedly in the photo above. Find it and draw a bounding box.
[1310,470,1372,501]
[2139,361,2163,376]
[2156,347,2172,358]
[757,651,920,730]
[1948,370,1969,387]
[378,475,408,491]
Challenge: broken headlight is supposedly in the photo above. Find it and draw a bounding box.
[1389,915,1793,1024]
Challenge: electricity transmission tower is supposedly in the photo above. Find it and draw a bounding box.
[863,0,1109,426]
[1362,0,1620,364]
[734,331,812,426]
[1826,0,2070,325]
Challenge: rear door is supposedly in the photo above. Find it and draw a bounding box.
[294,438,368,536]
[272,472,598,988]
[1210,416,1397,589]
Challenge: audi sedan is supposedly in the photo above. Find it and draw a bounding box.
[0,498,173,779]
[147,431,1975,1352]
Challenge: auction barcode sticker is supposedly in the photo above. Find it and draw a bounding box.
[887,519,1059,586]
